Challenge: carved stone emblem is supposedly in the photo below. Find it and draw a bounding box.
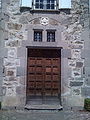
[40,17,49,26]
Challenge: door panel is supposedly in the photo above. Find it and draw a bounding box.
[28,58,36,65]
[28,74,35,81]
[45,75,52,81]
[45,59,52,65]
[46,67,52,73]
[36,67,43,73]
[36,74,43,81]
[28,67,35,73]
[27,49,61,102]
[29,82,35,88]
[53,75,59,81]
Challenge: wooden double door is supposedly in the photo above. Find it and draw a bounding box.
[27,48,61,104]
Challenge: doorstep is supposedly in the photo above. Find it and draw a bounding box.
[25,104,63,110]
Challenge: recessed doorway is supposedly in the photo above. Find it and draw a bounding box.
[26,48,61,106]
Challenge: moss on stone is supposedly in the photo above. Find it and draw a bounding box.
[84,98,90,111]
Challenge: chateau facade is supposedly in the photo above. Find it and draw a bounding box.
[0,0,90,109]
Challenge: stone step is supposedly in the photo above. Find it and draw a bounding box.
[26,99,60,105]
[25,104,63,110]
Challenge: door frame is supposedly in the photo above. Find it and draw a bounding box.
[26,46,62,105]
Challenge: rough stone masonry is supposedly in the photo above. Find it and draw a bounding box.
[0,0,90,109]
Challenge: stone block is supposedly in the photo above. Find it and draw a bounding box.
[61,49,71,58]
[5,67,16,77]
[84,20,90,28]
[0,86,3,96]
[0,20,5,31]
[84,41,90,49]
[81,29,89,42]
[5,87,16,96]
[72,68,81,78]
[6,0,10,4]
[67,68,72,77]
[22,40,30,47]
[70,81,83,87]
[7,23,22,30]
[5,40,21,47]
[61,58,71,78]
[1,86,6,96]
[0,57,3,66]
[85,58,90,67]
[85,67,90,77]
[71,49,81,59]
[0,86,6,96]
[0,12,2,19]
[0,67,3,77]
[4,58,20,67]
[81,87,90,97]
[0,30,4,47]
[19,96,26,106]
[81,50,85,59]
[68,59,76,68]
[2,96,20,107]
[6,70,15,76]
[19,16,28,24]
[0,48,8,58]
[81,50,90,58]
[72,88,81,95]
[76,62,83,68]
[3,77,20,86]
[2,0,10,3]
[3,79,18,87]
[22,31,28,41]
[4,31,8,40]
[16,86,25,95]
[62,16,73,25]
[3,13,9,22]
[8,77,18,81]
[8,48,17,58]
[85,77,90,86]
[17,67,26,76]
[17,47,27,57]
[65,95,84,107]
[75,77,85,81]
[0,77,3,84]
[19,76,26,85]
[0,97,2,101]
[71,42,84,49]
[19,57,26,67]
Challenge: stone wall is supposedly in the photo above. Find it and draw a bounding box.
[0,0,89,109]
[62,0,89,107]
[81,0,90,100]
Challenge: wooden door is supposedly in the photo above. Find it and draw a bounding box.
[27,49,61,102]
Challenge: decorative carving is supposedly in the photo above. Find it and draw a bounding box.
[30,17,59,26]
[40,17,49,26]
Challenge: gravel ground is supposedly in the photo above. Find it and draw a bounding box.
[64,109,90,120]
[0,109,64,120]
[0,109,90,120]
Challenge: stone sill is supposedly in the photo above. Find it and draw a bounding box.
[20,7,71,14]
